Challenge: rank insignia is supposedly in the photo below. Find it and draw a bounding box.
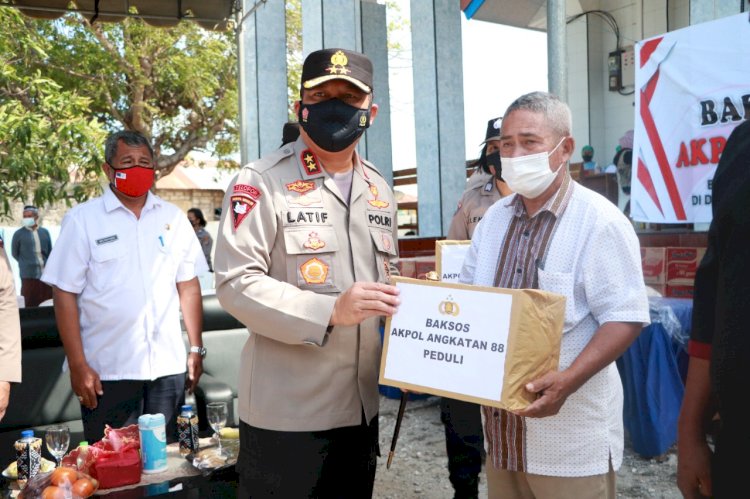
[301,149,322,176]
[300,257,329,285]
[286,180,316,194]
[327,50,351,76]
[231,195,257,231]
[303,231,326,251]
[367,184,389,209]
[233,183,262,199]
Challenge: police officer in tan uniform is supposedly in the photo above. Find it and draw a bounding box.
[214,48,400,498]
[0,248,22,422]
[447,117,512,240]
[442,117,512,498]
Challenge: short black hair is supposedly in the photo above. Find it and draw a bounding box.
[188,208,207,227]
[104,130,154,165]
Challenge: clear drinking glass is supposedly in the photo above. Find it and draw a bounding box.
[206,402,228,456]
[45,425,70,468]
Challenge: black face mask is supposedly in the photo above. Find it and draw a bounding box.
[582,154,593,162]
[298,99,371,152]
[487,151,503,181]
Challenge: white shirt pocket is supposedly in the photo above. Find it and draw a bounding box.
[89,240,127,292]
[536,268,581,333]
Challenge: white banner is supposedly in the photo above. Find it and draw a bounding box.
[632,13,750,224]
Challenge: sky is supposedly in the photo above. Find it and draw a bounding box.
[386,1,548,172]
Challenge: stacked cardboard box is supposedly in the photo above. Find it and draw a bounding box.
[641,247,706,298]
[641,247,666,296]
[665,247,706,298]
[396,256,435,279]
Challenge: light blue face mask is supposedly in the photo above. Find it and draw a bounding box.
[22,217,35,228]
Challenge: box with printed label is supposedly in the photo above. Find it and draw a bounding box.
[640,247,666,284]
[666,284,695,299]
[666,247,706,285]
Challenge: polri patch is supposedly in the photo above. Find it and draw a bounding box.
[232,195,257,231]
[95,235,118,245]
[233,184,262,200]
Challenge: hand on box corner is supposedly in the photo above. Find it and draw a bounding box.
[516,370,572,418]
[331,282,400,327]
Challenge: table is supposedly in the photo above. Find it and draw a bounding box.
[616,296,693,458]
[1,439,239,498]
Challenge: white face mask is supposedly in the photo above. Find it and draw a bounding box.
[501,138,567,199]
[22,217,35,228]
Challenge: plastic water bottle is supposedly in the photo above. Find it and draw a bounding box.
[177,404,199,456]
[15,430,41,489]
[138,413,168,474]
[75,441,89,471]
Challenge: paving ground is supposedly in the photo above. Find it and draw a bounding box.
[373,395,680,498]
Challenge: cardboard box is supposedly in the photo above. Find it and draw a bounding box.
[397,259,416,279]
[666,247,706,285]
[380,277,565,412]
[641,247,666,284]
[666,284,695,299]
[415,257,436,280]
[645,284,667,297]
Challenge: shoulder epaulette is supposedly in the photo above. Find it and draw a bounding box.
[246,146,294,174]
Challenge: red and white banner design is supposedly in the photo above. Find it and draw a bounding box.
[632,13,750,224]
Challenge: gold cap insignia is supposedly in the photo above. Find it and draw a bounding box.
[327,50,351,75]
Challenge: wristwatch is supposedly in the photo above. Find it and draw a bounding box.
[189,345,207,358]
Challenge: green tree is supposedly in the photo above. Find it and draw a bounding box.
[0,8,105,217]
[32,14,240,178]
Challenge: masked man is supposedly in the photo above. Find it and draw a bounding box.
[214,48,400,498]
[461,92,649,499]
[11,205,53,307]
[42,130,207,443]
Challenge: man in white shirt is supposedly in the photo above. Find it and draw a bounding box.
[460,92,649,498]
[42,130,207,443]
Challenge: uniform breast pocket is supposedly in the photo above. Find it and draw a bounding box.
[369,228,397,283]
[536,268,580,333]
[283,227,341,292]
[89,241,128,291]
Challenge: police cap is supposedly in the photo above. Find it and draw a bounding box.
[302,48,373,94]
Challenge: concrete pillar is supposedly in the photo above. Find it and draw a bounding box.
[302,0,393,185]
[690,0,741,24]
[238,0,288,163]
[361,0,393,185]
[547,0,567,101]
[302,0,361,55]
[410,0,466,237]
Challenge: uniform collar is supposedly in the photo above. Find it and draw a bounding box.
[103,185,161,214]
[480,180,496,196]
